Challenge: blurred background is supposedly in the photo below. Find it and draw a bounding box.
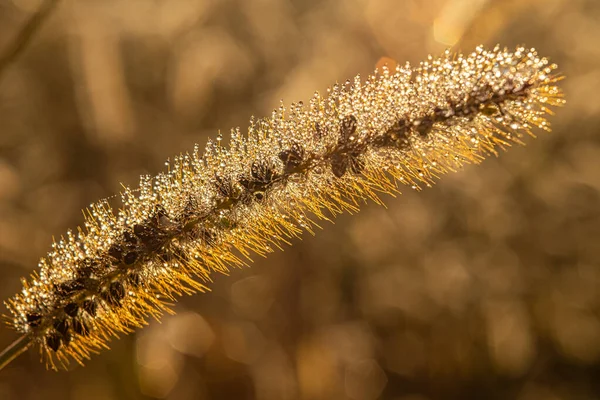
[0,0,599,399]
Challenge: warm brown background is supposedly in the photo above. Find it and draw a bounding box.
[0,0,598,399]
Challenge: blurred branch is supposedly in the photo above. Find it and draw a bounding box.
[0,0,61,81]
[0,2,61,368]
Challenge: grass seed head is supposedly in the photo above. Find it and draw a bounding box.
[4,45,565,370]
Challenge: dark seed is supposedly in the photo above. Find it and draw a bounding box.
[331,153,349,178]
[46,332,62,352]
[239,176,252,191]
[250,163,260,180]
[214,175,233,197]
[240,162,279,194]
[135,222,167,251]
[112,281,126,298]
[99,290,111,305]
[77,266,95,279]
[57,279,86,296]
[64,303,79,317]
[153,204,168,221]
[414,117,434,137]
[85,277,101,292]
[155,206,175,228]
[108,244,123,261]
[123,231,137,246]
[82,299,97,317]
[133,224,146,236]
[63,276,100,293]
[375,119,410,149]
[53,317,69,337]
[72,277,87,289]
[105,282,125,306]
[252,162,277,183]
[339,115,358,142]
[182,196,200,220]
[62,331,72,346]
[136,222,163,238]
[72,317,91,336]
[265,167,277,182]
[254,191,265,201]
[278,143,304,173]
[26,313,42,327]
[433,106,444,118]
[77,259,100,278]
[314,122,327,139]
[124,252,138,265]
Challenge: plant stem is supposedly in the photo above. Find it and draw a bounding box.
[0,0,62,82]
[0,335,32,371]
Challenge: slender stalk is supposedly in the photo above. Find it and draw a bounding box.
[0,334,32,371]
[0,0,61,371]
[0,0,62,81]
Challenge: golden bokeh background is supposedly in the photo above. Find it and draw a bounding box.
[0,0,599,399]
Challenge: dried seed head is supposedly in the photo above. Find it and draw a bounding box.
[3,45,565,369]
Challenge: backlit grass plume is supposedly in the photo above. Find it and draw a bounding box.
[2,45,564,370]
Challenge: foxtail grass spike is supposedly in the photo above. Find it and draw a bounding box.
[2,45,564,370]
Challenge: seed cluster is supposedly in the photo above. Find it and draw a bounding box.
[4,45,564,369]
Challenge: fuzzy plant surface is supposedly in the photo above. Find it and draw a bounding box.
[2,45,564,370]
